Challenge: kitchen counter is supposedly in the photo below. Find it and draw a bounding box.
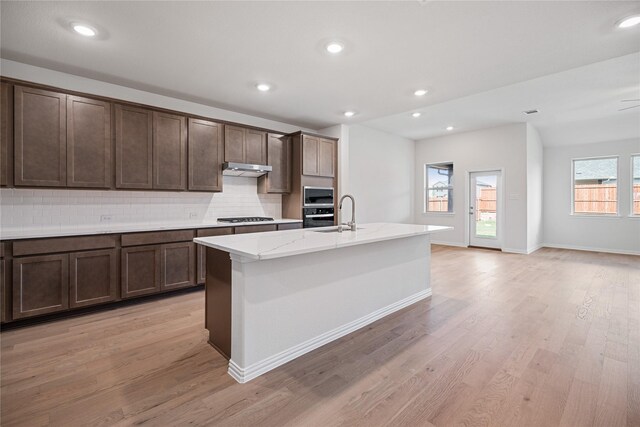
[195,222,450,260]
[0,219,302,240]
[196,222,451,383]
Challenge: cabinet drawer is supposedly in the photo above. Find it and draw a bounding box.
[121,229,195,247]
[196,227,233,238]
[234,224,277,234]
[277,222,302,231]
[13,235,117,256]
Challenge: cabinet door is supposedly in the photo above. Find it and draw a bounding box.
[13,254,69,319]
[70,249,117,308]
[67,96,112,188]
[14,86,67,187]
[263,134,290,193]
[318,138,335,178]
[188,118,223,192]
[121,245,161,298]
[1,82,13,187]
[224,125,245,163]
[245,129,266,165]
[1,258,9,323]
[302,135,319,176]
[115,104,153,189]
[153,112,187,190]
[161,242,195,290]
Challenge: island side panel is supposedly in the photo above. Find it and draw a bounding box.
[205,247,232,360]
[230,234,431,380]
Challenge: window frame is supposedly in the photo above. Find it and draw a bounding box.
[631,154,640,217]
[424,162,454,214]
[570,155,619,216]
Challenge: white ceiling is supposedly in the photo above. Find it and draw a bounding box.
[365,52,640,146]
[1,1,640,135]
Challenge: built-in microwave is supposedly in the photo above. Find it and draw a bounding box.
[303,186,334,207]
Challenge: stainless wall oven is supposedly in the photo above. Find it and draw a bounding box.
[303,207,335,228]
[303,186,334,207]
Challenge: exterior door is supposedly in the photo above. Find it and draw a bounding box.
[469,171,501,249]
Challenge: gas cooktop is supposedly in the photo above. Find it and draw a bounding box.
[217,217,275,223]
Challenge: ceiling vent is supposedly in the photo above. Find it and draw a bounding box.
[523,109,539,115]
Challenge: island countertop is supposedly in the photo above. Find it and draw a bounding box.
[194,222,452,260]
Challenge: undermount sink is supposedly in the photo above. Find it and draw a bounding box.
[312,227,364,233]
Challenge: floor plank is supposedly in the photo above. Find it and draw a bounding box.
[1,245,637,426]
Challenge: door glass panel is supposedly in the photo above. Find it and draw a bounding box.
[475,175,497,238]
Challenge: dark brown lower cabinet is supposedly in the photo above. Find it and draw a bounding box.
[196,227,233,284]
[12,254,69,319]
[160,242,195,291]
[121,245,161,299]
[70,249,117,308]
[234,224,278,234]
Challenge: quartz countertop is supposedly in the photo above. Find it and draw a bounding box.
[194,222,452,261]
[0,219,302,240]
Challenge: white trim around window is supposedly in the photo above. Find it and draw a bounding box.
[570,155,619,216]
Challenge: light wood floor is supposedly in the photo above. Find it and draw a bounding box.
[1,246,638,426]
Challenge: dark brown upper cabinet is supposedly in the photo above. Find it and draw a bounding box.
[14,86,67,187]
[258,133,291,194]
[224,125,266,164]
[1,82,13,187]
[67,96,112,188]
[245,129,267,165]
[188,118,223,192]
[115,104,153,189]
[302,134,335,178]
[153,112,187,190]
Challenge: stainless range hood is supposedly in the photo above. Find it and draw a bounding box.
[222,162,272,177]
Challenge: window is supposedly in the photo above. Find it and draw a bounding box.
[425,163,453,213]
[633,155,640,216]
[572,157,618,215]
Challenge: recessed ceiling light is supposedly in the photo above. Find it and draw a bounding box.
[326,42,344,54]
[73,24,96,37]
[412,112,421,118]
[617,15,640,28]
[344,111,355,117]
[414,89,428,96]
[256,83,271,92]
[446,126,454,131]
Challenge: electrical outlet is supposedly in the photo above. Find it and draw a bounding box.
[189,212,198,219]
[100,215,113,222]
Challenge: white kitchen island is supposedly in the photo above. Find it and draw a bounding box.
[194,222,451,383]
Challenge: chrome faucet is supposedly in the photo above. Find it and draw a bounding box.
[338,194,356,232]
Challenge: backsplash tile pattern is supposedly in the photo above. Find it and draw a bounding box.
[0,176,282,232]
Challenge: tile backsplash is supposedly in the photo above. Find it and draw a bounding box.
[0,176,282,232]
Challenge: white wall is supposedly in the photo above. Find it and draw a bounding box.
[526,124,544,252]
[543,139,640,255]
[346,125,415,224]
[415,123,529,252]
[1,59,310,134]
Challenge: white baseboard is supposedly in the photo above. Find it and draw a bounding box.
[227,288,432,383]
[542,243,640,256]
[502,245,543,255]
[430,240,467,248]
